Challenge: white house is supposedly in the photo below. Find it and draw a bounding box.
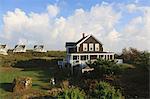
[0,45,8,55]
[65,33,115,68]
[13,45,26,53]
[33,45,47,52]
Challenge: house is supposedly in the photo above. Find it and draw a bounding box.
[0,45,8,55]
[33,45,47,52]
[65,33,115,68]
[13,45,26,53]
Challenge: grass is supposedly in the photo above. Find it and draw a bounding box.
[0,53,149,98]
[0,66,54,97]
[0,52,65,98]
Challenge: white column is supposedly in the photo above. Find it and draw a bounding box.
[79,55,81,64]
[77,46,79,52]
[112,54,114,60]
[88,55,90,60]
[97,55,99,59]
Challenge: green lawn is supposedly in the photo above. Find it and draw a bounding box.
[0,53,62,98]
[0,66,55,97]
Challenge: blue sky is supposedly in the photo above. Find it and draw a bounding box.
[0,0,149,28]
[0,0,150,52]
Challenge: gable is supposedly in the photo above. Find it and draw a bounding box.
[76,35,88,44]
[78,35,103,52]
[76,35,102,46]
[81,35,102,47]
[0,45,6,49]
[15,45,25,49]
[83,36,101,44]
[34,45,44,49]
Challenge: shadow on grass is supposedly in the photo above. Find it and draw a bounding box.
[13,58,60,68]
[12,58,65,84]
[0,83,12,92]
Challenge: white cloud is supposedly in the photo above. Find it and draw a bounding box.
[122,5,150,51]
[0,3,149,52]
[126,4,137,13]
[107,29,120,42]
[1,4,121,51]
[47,4,59,17]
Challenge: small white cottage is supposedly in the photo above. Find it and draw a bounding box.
[33,45,47,52]
[13,45,26,53]
[0,45,8,55]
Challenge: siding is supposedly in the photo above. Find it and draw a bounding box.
[79,36,103,52]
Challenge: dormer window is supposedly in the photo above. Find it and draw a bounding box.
[83,43,87,51]
[89,43,93,51]
[95,43,99,51]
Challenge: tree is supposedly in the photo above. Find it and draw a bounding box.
[139,51,150,67]
[121,47,150,67]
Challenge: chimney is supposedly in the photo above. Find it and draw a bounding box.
[82,33,85,38]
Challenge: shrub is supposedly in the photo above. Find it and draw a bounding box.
[61,80,69,89]
[90,81,123,99]
[88,59,123,77]
[58,87,85,99]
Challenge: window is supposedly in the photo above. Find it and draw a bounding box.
[68,48,76,53]
[95,43,99,51]
[90,55,97,60]
[104,55,107,60]
[99,55,103,58]
[110,55,112,60]
[81,55,87,60]
[89,43,94,51]
[73,55,78,60]
[83,43,87,51]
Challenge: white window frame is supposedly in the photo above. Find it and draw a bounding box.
[83,43,88,51]
[89,43,94,51]
[95,43,99,51]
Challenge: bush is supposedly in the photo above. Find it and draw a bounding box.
[90,81,122,99]
[60,80,69,89]
[88,59,123,77]
[58,87,85,99]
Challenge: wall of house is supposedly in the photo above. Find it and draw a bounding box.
[68,47,77,53]
[67,53,115,67]
[79,36,103,52]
